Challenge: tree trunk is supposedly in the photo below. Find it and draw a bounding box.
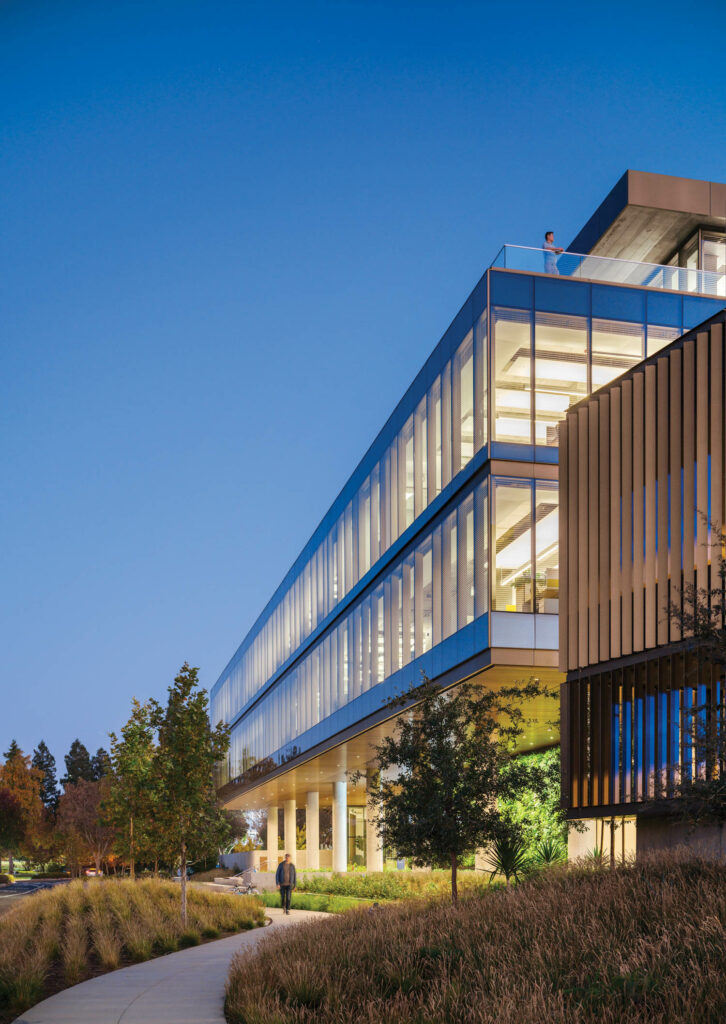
[609,819,616,870]
[129,815,135,880]
[154,857,158,878]
[450,851,458,903]
[94,851,101,874]
[8,852,14,875]
[180,841,187,927]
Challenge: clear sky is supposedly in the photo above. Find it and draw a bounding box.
[2,0,725,771]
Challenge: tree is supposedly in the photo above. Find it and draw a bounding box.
[61,740,94,788]
[0,744,44,874]
[58,778,115,874]
[32,741,60,813]
[22,812,60,873]
[155,663,230,924]
[0,789,23,874]
[223,808,250,843]
[107,699,160,878]
[654,539,726,836]
[91,748,111,781]
[361,675,554,901]
[498,747,568,854]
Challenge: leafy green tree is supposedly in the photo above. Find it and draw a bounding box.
[91,748,111,781]
[61,740,94,788]
[499,748,568,855]
[107,699,160,878]
[155,663,231,924]
[32,740,60,813]
[363,675,554,901]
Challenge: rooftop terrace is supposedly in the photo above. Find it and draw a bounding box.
[491,244,726,298]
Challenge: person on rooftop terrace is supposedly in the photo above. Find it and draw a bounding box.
[543,230,564,274]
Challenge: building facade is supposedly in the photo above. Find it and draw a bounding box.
[212,170,726,871]
[559,307,726,858]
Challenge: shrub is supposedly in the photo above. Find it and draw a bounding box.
[227,854,726,1024]
[0,875,14,885]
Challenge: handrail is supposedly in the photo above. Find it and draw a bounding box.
[491,244,726,299]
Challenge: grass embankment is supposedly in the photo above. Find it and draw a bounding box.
[227,856,726,1024]
[298,869,489,901]
[258,890,378,913]
[0,878,263,1024]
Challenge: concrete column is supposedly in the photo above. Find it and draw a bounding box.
[306,791,320,870]
[266,805,278,869]
[365,785,384,872]
[332,780,347,873]
[283,799,296,854]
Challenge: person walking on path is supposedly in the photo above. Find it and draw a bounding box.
[543,230,564,274]
[276,852,296,914]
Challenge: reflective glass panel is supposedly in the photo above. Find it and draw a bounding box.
[591,318,644,390]
[534,311,587,446]
[535,481,559,612]
[493,307,532,443]
[493,478,533,612]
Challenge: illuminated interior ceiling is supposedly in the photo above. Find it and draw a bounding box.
[569,170,726,265]
[221,662,563,812]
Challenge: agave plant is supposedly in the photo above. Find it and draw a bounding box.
[534,837,566,866]
[486,831,530,885]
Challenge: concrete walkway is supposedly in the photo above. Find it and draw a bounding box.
[14,908,327,1024]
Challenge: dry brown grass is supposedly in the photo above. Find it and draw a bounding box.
[0,878,264,1023]
[226,853,726,1024]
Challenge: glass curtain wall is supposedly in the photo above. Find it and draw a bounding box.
[492,477,559,613]
[219,471,560,783]
[219,476,488,780]
[668,229,726,297]
[492,305,679,445]
[213,324,487,728]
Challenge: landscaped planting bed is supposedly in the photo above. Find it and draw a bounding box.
[0,878,264,1023]
[297,869,490,901]
[227,856,726,1023]
[257,890,379,913]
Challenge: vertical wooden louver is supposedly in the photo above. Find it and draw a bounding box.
[559,311,726,813]
[559,312,726,673]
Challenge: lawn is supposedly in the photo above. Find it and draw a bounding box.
[297,869,491,901]
[0,878,264,1024]
[257,890,380,913]
[227,855,726,1024]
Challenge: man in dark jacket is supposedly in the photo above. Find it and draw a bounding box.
[275,853,296,914]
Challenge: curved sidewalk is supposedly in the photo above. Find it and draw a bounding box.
[14,908,326,1024]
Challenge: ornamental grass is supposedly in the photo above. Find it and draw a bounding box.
[227,853,726,1024]
[0,878,264,1023]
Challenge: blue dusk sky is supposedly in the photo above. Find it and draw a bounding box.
[2,0,725,770]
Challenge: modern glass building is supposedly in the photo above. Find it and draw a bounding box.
[211,170,726,872]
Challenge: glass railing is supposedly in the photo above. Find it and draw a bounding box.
[491,245,726,298]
